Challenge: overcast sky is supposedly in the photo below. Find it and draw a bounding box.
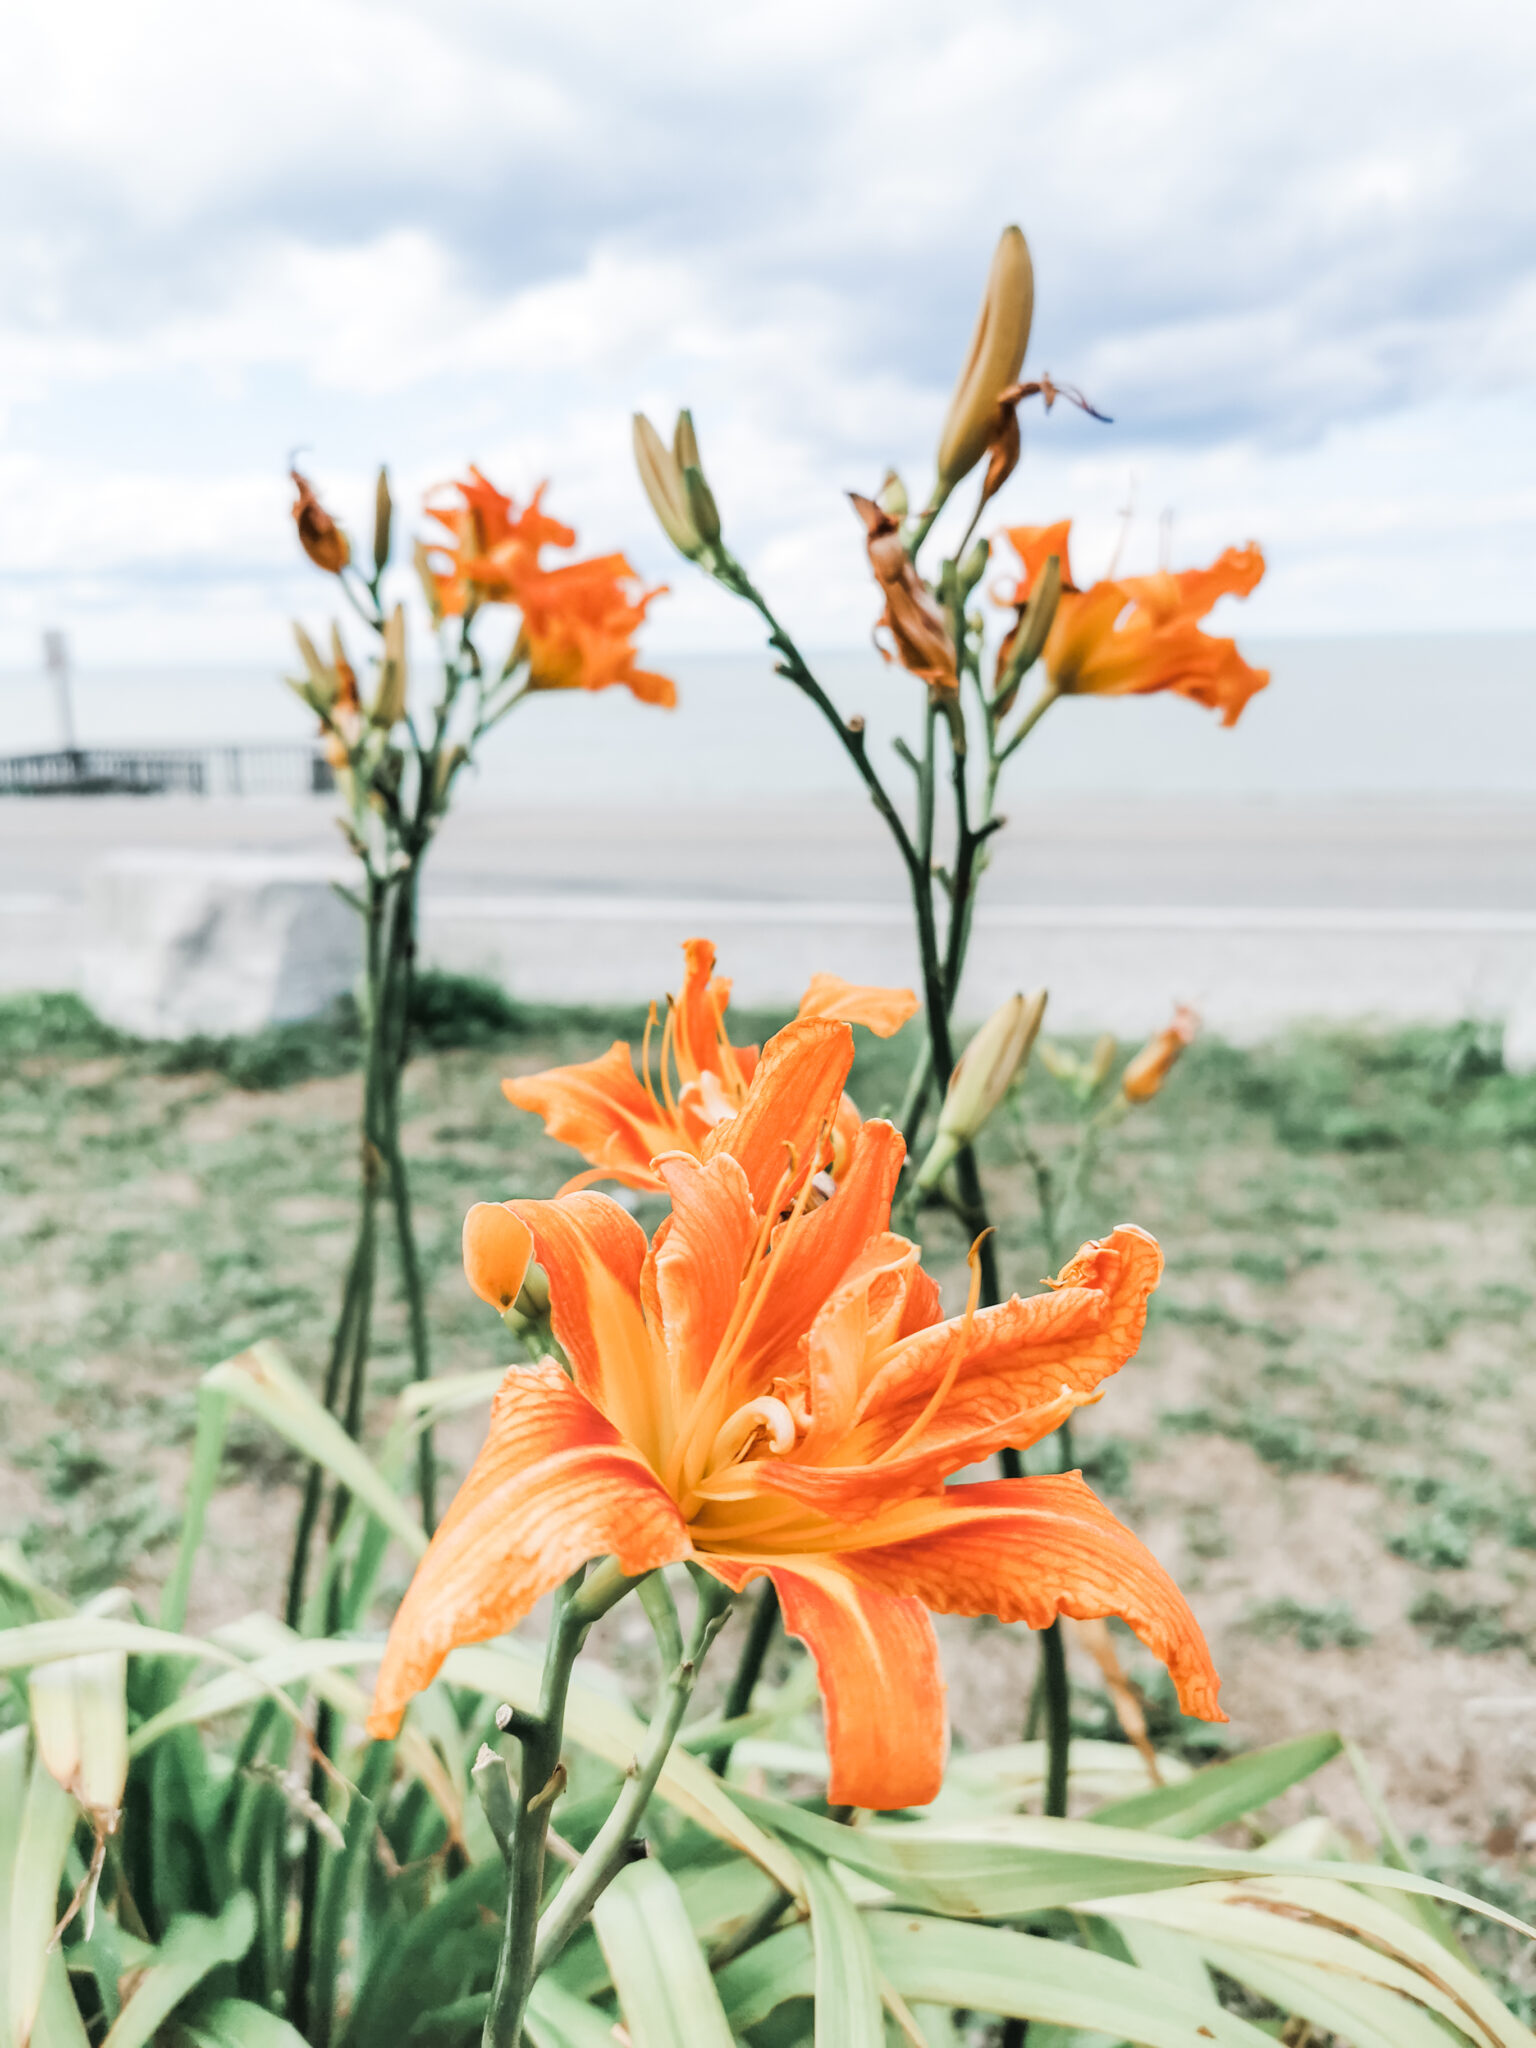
[2,0,1533,667]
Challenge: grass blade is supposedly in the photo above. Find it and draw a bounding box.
[593,1859,734,2048]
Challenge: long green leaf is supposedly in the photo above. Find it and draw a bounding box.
[1197,1936,1474,2048]
[8,1748,77,2048]
[866,1914,1277,2046]
[174,1996,313,2048]
[1091,1732,1342,1837]
[443,1645,803,1897]
[592,1860,734,2048]
[100,1895,256,2048]
[160,1388,230,1633]
[30,1951,93,2048]
[202,1344,425,1560]
[715,1914,1274,2047]
[1103,1876,1536,2048]
[127,1639,377,1756]
[742,1793,1536,1937]
[523,1978,625,2048]
[801,1854,882,2048]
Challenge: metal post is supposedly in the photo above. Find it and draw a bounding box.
[42,630,76,761]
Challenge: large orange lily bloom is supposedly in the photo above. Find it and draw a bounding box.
[423,467,676,707]
[996,521,1269,727]
[368,1023,1223,1811]
[503,936,917,1196]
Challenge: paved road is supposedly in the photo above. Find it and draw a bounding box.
[5,790,1536,912]
[7,793,1536,1039]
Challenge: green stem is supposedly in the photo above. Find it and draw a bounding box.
[481,1566,635,2048]
[1040,1619,1071,1819]
[534,1575,731,1972]
[707,1580,780,1778]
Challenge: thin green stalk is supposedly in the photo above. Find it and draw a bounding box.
[482,1565,636,2048]
[1040,1619,1071,1819]
[707,1579,780,1778]
[534,1575,731,1972]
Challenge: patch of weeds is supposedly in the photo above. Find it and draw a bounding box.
[1408,1590,1524,1656]
[18,1429,114,1500]
[1182,1504,1229,1560]
[1157,1299,1294,1348]
[1231,1249,1290,1286]
[0,991,129,1061]
[1242,1597,1372,1651]
[1386,1474,1500,1571]
[1075,1436,1134,1499]
[1158,1403,1347,1476]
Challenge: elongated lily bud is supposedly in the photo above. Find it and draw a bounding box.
[463,1201,533,1312]
[371,606,408,727]
[1122,1006,1199,1104]
[935,227,1034,499]
[28,1595,129,1827]
[915,990,1047,1192]
[432,742,466,807]
[634,413,704,560]
[877,469,909,520]
[673,410,721,549]
[959,537,990,599]
[374,465,393,574]
[1085,1033,1119,1092]
[993,552,1062,715]
[413,539,445,624]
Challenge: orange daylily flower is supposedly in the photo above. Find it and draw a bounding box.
[367,1023,1223,1810]
[996,521,1269,727]
[503,937,917,1196]
[423,467,676,707]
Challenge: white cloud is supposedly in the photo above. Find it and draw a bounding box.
[0,0,1532,669]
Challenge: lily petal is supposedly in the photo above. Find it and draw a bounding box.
[842,1471,1224,1722]
[367,1364,689,1738]
[651,1153,758,1411]
[735,1118,909,1380]
[503,1041,670,1193]
[711,1555,948,1811]
[795,974,918,1038]
[509,1193,657,1451]
[701,1018,855,1211]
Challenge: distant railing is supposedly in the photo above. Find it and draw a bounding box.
[0,745,335,798]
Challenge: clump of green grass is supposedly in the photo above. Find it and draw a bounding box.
[1409,1590,1525,1657]
[1241,1597,1372,1651]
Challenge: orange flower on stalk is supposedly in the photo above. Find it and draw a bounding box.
[996,521,1269,727]
[368,1022,1223,1810]
[424,467,676,707]
[504,937,917,1197]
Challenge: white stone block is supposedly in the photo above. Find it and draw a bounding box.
[81,850,361,1039]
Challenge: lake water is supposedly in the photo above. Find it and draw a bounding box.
[2,634,1533,800]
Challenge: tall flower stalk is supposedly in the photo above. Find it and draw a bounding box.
[631,225,1267,1812]
[283,465,674,1625]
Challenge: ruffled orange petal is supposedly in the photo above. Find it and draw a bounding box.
[503,1041,673,1194]
[709,1555,947,1811]
[508,1193,658,1453]
[672,939,729,1083]
[841,1471,1224,1723]
[701,1018,855,1212]
[795,975,918,1038]
[462,1203,533,1310]
[367,1364,690,1738]
[733,1119,908,1381]
[1000,520,1078,595]
[650,1154,758,1414]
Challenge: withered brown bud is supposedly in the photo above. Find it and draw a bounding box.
[290,469,351,575]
